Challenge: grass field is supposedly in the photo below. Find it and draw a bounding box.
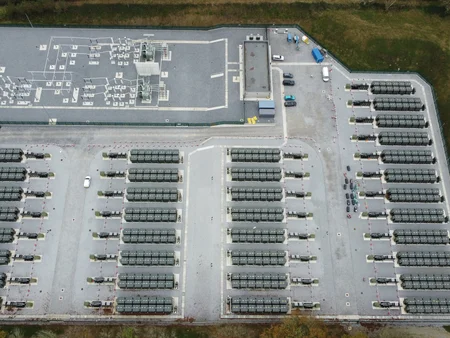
[0,1,449,152]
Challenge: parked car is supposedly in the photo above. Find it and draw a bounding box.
[350,193,354,199]
[352,200,356,205]
[84,176,91,188]
[345,193,349,199]
[343,184,347,190]
[283,73,294,78]
[283,80,295,86]
[347,165,351,171]
[284,101,297,107]
[284,95,296,101]
[350,183,354,190]
[322,66,330,82]
[347,200,350,206]
[346,206,350,213]
[354,206,358,212]
[345,178,349,184]
[272,55,285,61]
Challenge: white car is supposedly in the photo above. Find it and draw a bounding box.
[84,176,91,188]
[272,55,285,61]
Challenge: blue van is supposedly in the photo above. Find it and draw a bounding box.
[287,33,292,43]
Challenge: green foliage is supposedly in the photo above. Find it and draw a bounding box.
[8,328,24,338]
[32,331,57,338]
[54,0,68,15]
[260,316,352,338]
[117,327,135,338]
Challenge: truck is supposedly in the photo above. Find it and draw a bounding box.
[311,48,324,63]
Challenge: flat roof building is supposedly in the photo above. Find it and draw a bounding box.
[244,39,271,99]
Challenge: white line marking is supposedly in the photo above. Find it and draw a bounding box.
[140,40,210,45]
[273,67,288,142]
[227,62,239,65]
[43,37,53,72]
[211,73,224,79]
[268,44,274,101]
[0,313,441,320]
[239,45,244,101]
[220,146,225,317]
[225,39,228,108]
[181,153,190,318]
[274,62,332,66]
[0,105,226,111]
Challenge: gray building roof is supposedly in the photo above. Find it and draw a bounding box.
[244,40,271,94]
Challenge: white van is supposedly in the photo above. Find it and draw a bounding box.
[322,66,330,82]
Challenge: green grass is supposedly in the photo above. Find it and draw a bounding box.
[0,326,65,337]
[443,326,450,333]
